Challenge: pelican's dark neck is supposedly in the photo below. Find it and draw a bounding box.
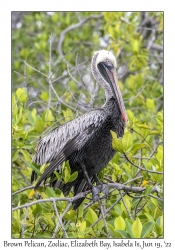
[102,97,125,137]
[103,97,120,116]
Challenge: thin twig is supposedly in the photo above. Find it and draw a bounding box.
[12,185,34,196]
[24,61,48,78]
[149,194,163,202]
[51,58,89,84]
[58,14,103,58]
[119,190,133,220]
[124,176,143,185]
[21,207,28,238]
[61,202,72,219]
[50,82,77,112]
[134,197,143,220]
[90,196,123,229]
[99,200,110,237]
[17,168,30,185]
[12,88,28,112]
[52,199,68,238]
[124,153,163,174]
[48,35,53,109]
[124,81,148,103]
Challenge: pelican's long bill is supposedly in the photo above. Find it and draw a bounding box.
[97,62,128,123]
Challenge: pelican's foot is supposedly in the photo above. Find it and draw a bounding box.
[100,183,109,197]
[92,186,100,202]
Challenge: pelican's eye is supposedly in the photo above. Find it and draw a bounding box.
[103,60,114,70]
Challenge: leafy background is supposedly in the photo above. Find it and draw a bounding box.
[12,12,163,238]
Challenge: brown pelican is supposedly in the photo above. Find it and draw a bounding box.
[31,50,128,209]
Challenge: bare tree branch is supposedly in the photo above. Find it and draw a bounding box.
[119,190,133,220]
[124,153,163,174]
[21,207,28,238]
[58,14,103,58]
[52,199,68,238]
[151,43,163,52]
[12,185,34,196]
[24,61,48,78]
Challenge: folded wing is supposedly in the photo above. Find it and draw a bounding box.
[32,109,107,188]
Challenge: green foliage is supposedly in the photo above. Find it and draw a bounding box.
[12,12,163,239]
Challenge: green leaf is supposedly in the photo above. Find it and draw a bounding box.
[156,216,163,231]
[31,108,37,122]
[40,91,49,101]
[21,149,31,162]
[156,145,163,166]
[12,150,19,162]
[149,130,160,135]
[17,107,23,124]
[121,196,131,214]
[156,111,163,123]
[131,39,140,53]
[143,185,152,196]
[153,207,162,220]
[22,144,34,149]
[67,171,78,183]
[122,163,131,175]
[114,204,122,216]
[130,143,147,155]
[107,223,121,238]
[46,187,56,197]
[62,108,74,122]
[12,94,18,117]
[146,98,155,112]
[136,123,151,129]
[122,132,133,152]
[144,213,154,222]
[77,202,84,220]
[114,216,126,230]
[52,13,59,22]
[111,130,124,153]
[44,109,55,122]
[65,210,76,222]
[125,218,134,238]
[141,221,154,238]
[79,221,86,232]
[132,217,142,238]
[35,119,45,134]
[151,170,163,183]
[44,214,55,227]
[116,230,131,238]
[86,208,98,225]
[154,222,162,236]
[149,158,159,166]
[16,88,28,103]
[127,110,134,122]
[33,204,42,219]
[30,163,41,176]
[113,163,122,175]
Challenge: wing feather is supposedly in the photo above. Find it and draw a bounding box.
[33,110,106,165]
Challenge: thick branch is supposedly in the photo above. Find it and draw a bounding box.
[12,182,159,212]
[151,43,163,52]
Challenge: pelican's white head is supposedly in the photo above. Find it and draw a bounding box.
[93,50,117,68]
